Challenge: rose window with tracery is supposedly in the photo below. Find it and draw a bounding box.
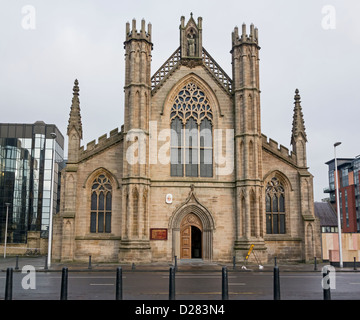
[170,83,213,124]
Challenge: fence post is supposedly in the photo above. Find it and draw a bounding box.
[60,267,68,300]
[116,267,123,300]
[222,267,229,300]
[15,255,19,271]
[273,265,281,300]
[5,268,13,300]
[169,267,175,300]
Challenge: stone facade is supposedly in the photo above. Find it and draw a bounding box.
[52,14,321,264]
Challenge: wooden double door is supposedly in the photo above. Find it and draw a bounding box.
[180,214,203,259]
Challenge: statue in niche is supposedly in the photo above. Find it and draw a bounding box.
[187,30,196,57]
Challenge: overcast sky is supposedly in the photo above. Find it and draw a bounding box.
[1,0,359,201]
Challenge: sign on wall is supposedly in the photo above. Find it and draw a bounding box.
[150,228,168,240]
[165,194,173,204]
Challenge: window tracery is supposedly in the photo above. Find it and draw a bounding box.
[90,174,112,233]
[170,83,213,124]
[170,82,213,177]
[265,177,286,234]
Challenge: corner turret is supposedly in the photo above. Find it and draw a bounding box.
[232,23,259,47]
[125,18,152,43]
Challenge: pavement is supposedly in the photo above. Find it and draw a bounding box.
[0,255,358,273]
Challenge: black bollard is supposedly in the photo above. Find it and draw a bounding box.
[132,263,136,270]
[354,257,357,271]
[116,267,123,300]
[60,267,68,300]
[174,256,178,272]
[233,256,236,270]
[44,255,48,270]
[5,268,13,300]
[88,256,92,269]
[273,265,281,300]
[322,268,331,300]
[169,267,176,300]
[222,267,229,300]
[314,257,317,271]
[15,255,19,270]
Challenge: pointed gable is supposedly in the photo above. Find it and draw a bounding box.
[180,13,203,59]
[151,14,232,95]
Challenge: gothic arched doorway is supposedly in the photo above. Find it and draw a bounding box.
[180,214,203,259]
[169,200,215,261]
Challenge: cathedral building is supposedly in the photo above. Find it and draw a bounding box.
[52,14,321,264]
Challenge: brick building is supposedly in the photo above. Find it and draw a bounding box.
[52,14,321,264]
[325,157,360,233]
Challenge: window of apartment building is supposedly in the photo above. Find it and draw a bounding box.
[354,161,360,232]
[345,189,349,228]
[339,191,343,229]
[329,170,335,191]
[322,226,338,233]
[341,168,349,188]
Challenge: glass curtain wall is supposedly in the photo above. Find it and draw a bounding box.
[0,123,64,244]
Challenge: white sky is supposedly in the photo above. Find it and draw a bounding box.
[1,0,359,201]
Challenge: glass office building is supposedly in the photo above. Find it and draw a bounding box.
[0,122,64,244]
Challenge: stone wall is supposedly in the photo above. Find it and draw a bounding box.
[265,239,302,262]
[0,231,47,256]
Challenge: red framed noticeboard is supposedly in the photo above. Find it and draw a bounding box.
[150,228,168,240]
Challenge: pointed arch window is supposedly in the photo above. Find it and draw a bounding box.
[90,174,112,233]
[170,82,213,177]
[265,177,286,234]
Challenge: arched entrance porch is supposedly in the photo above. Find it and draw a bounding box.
[169,203,215,261]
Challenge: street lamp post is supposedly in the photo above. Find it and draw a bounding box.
[334,142,343,268]
[47,132,57,268]
[4,203,10,258]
